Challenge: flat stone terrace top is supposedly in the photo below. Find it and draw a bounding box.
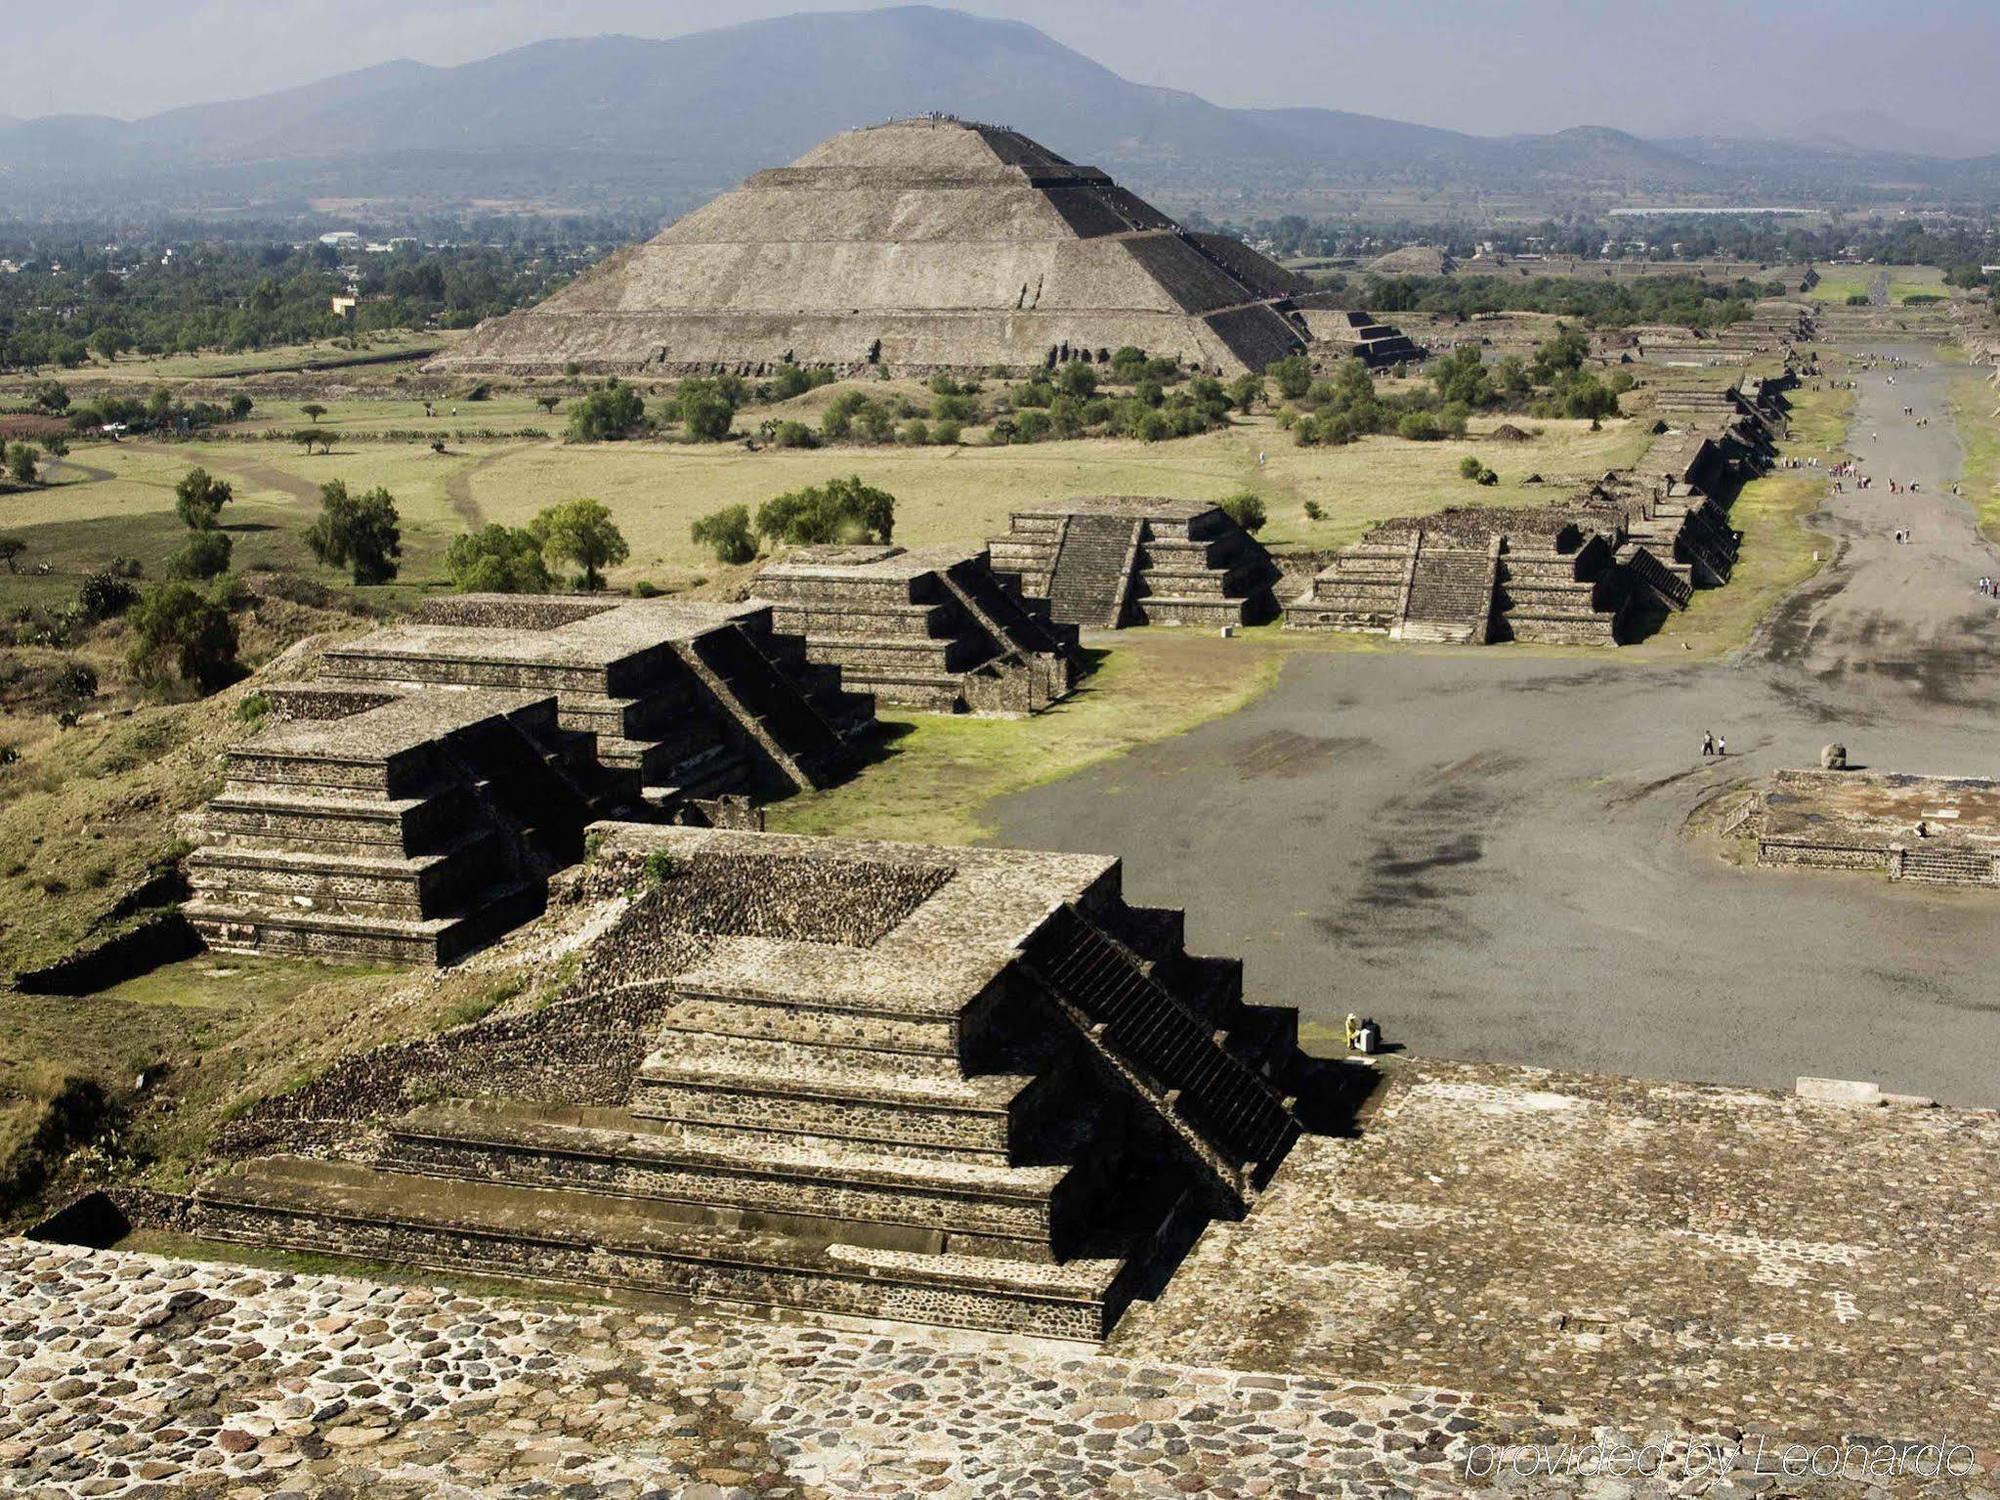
[1014,496,1216,522]
[1764,767,2000,847]
[241,689,551,763]
[586,822,1117,1018]
[754,542,981,582]
[335,598,770,671]
[1115,1056,2000,1458]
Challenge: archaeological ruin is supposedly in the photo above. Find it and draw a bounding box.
[118,825,1304,1340]
[990,497,1281,629]
[754,544,1080,714]
[1749,768,2000,888]
[185,596,878,962]
[431,117,1412,380]
[1286,375,1788,643]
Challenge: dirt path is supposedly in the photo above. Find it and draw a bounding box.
[441,445,533,530]
[995,344,2000,1105]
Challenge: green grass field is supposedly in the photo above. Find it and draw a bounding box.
[1947,366,2000,542]
[0,401,1648,610]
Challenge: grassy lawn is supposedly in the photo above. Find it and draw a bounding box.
[1624,380,1854,660]
[770,628,1389,845]
[1,405,1648,606]
[1946,364,2000,542]
[20,330,455,385]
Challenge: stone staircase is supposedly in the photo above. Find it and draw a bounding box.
[1895,846,1998,886]
[1046,513,1140,628]
[1399,542,1496,644]
[185,692,583,964]
[1017,904,1299,1206]
[757,547,1078,715]
[992,500,1279,630]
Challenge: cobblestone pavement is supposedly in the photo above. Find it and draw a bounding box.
[8,1060,2000,1498]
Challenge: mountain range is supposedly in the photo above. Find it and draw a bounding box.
[1,5,1995,223]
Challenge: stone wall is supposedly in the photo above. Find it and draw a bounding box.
[601,849,953,948]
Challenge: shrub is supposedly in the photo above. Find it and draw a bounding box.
[770,364,835,400]
[444,525,552,593]
[5,443,39,485]
[76,571,139,622]
[631,579,663,598]
[1303,500,1325,522]
[166,529,234,580]
[931,419,962,446]
[690,504,758,565]
[755,476,895,546]
[672,378,737,442]
[1220,493,1267,534]
[1460,454,1486,480]
[1055,363,1098,398]
[900,419,931,446]
[770,420,818,449]
[236,691,270,725]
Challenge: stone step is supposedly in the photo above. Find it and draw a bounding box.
[184,833,501,919]
[633,1036,1033,1159]
[382,1101,1078,1255]
[186,1155,1128,1340]
[200,788,462,855]
[186,882,544,965]
[659,992,962,1064]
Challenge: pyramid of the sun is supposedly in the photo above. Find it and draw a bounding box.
[432,118,1311,379]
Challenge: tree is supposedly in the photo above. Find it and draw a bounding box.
[5,443,39,485]
[166,529,233,580]
[1228,373,1265,412]
[754,475,895,546]
[691,504,758,565]
[566,379,646,441]
[301,403,328,424]
[0,538,23,573]
[530,498,629,591]
[128,581,239,695]
[228,393,255,421]
[28,380,68,415]
[88,327,128,362]
[1530,326,1590,383]
[1055,363,1098,399]
[536,395,561,415]
[444,525,553,593]
[307,480,402,584]
[294,429,331,455]
[1220,493,1267,534]
[174,467,234,530]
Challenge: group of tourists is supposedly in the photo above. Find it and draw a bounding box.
[1700,730,1728,759]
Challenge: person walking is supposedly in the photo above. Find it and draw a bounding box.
[1700,731,1715,758]
[1716,734,1726,758]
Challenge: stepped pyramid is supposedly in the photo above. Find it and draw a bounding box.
[165,825,1305,1340]
[433,117,1310,379]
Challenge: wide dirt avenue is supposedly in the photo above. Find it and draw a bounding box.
[998,346,2000,1105]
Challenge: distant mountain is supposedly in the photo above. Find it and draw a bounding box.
[1780,108,1998,162]
[0,5,1994,222]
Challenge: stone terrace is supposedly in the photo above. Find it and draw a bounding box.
[1753,767,2000,888]
[754,544,1080,715]
[140,825,1304,1341]
[990,497,1280,630]
[317,594,874,808]
[13,1053,2000,1496]
[1114,1056,2000,1473]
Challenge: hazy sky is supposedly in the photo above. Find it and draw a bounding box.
[14,0,1999,144]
